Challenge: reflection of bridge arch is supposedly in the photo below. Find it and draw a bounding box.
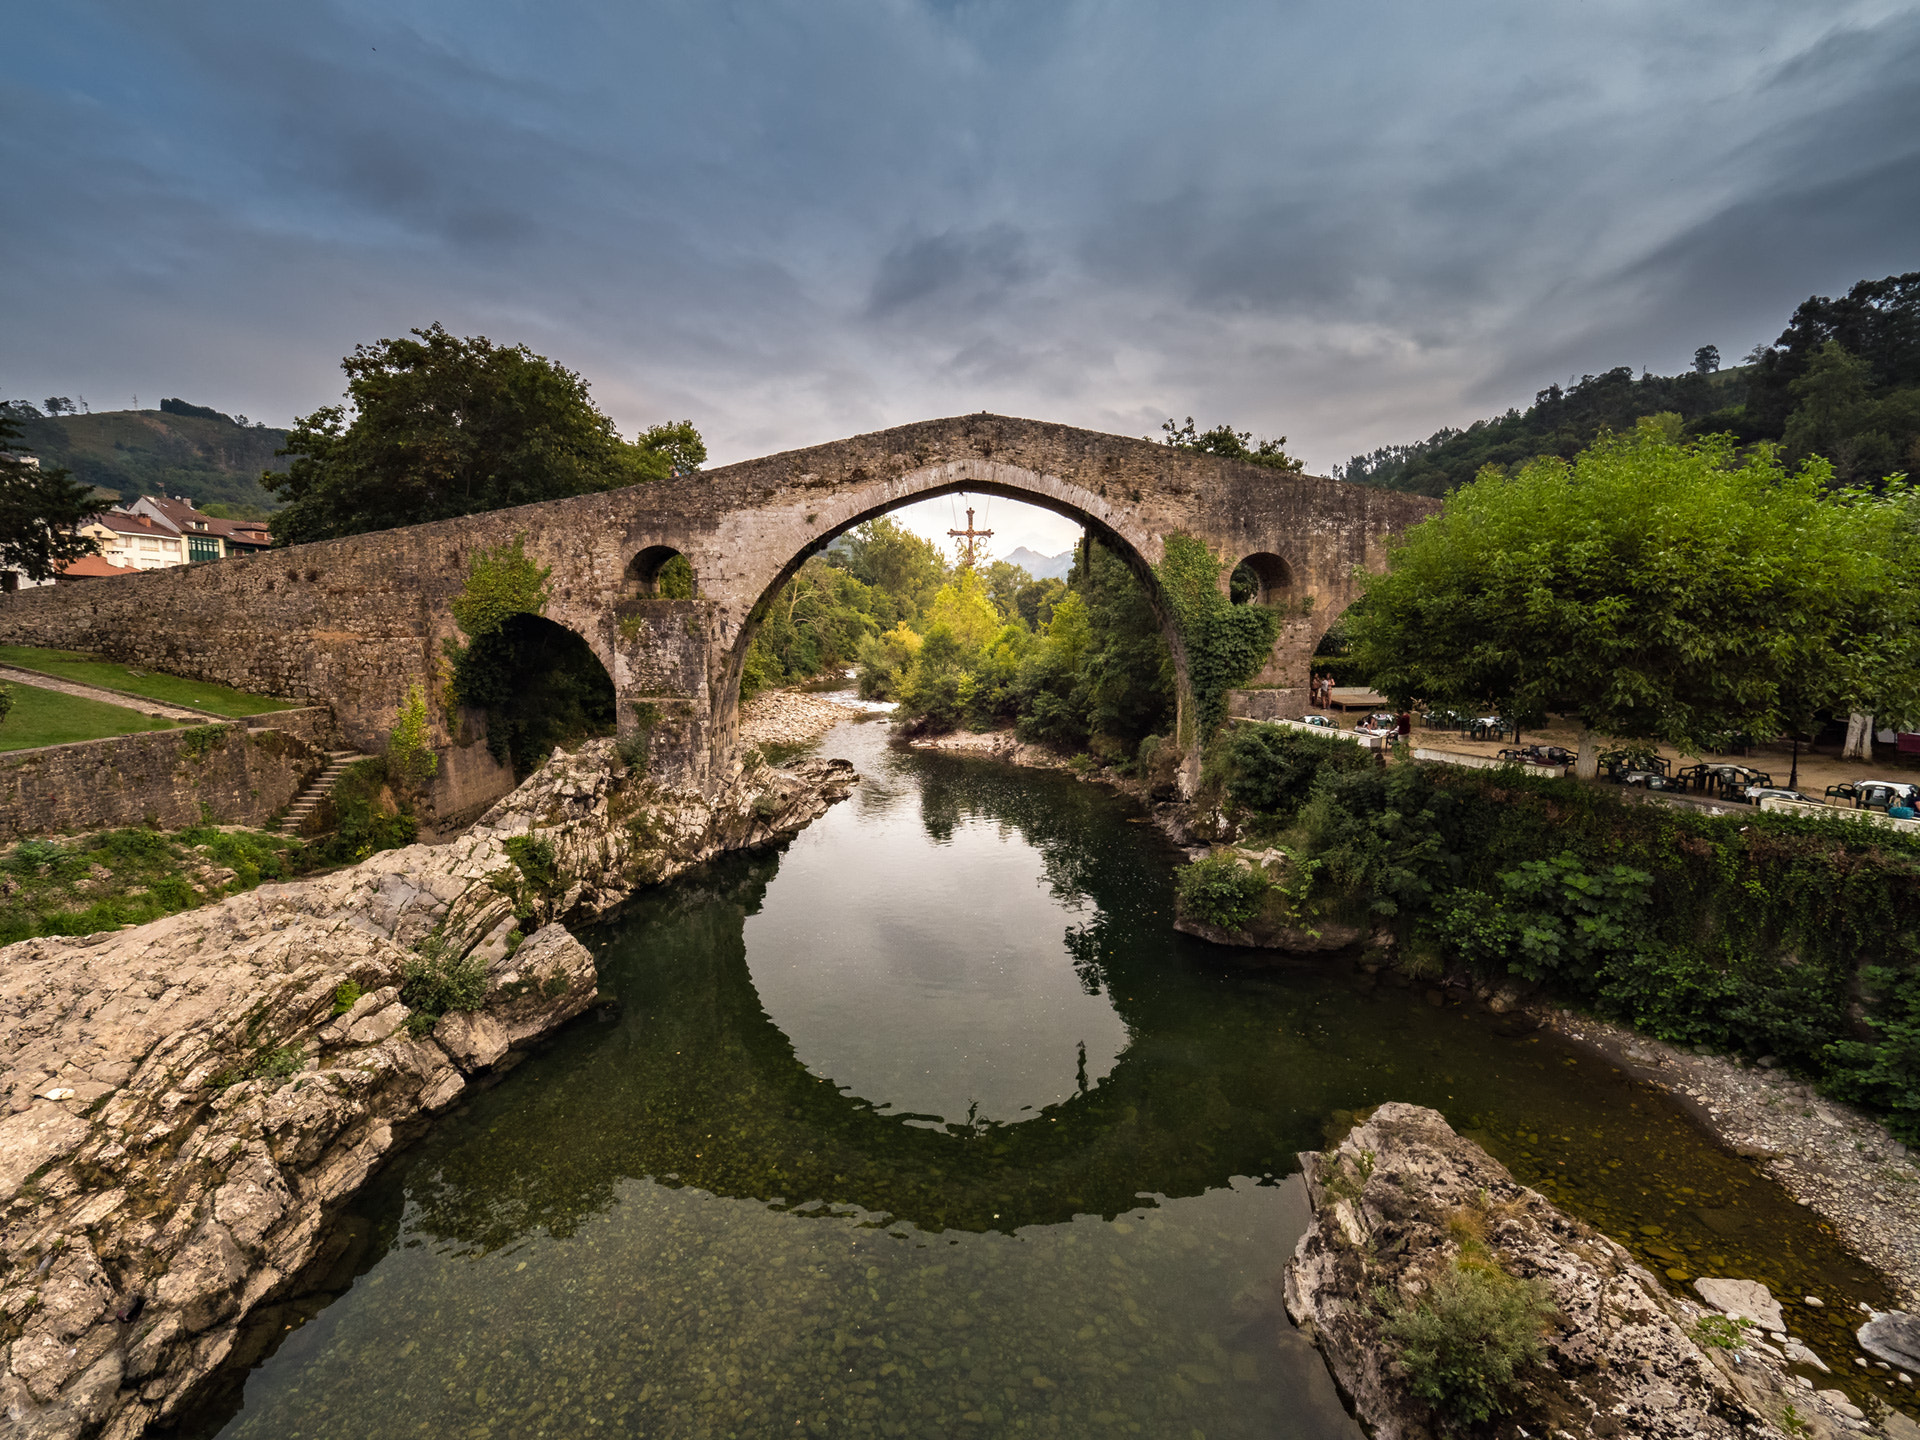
[0,413,1436,810]
[389,842,1318,1254]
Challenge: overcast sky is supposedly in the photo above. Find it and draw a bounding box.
[6,0,1917,534]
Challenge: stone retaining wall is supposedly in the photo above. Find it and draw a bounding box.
[0,713,336,842]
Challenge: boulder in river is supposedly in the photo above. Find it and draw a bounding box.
[1694,1277,1786,1334]
[1282,1102,1845,1440]
[1860,1311,1920,1371]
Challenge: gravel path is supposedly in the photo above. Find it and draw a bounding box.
[0,664,213,722]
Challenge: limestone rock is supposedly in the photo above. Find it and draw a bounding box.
[1695,1277,1786,1333]
[1859,1311,1920,1371]
[0,738,856,1440]
[1283,1102,1799,1440]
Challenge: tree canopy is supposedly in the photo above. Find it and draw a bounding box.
[1349,424,1920,775]
[262,324,704,545]
[1161,417,1303,472]
[0,410,105,587]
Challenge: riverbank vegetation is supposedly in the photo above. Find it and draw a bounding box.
[0,824,314,944]
[1199,723,1920,1142]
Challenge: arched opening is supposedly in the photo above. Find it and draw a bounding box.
[451,612,616,779]
[1229,552,1292,607]
[625,545,695,599]
[722,481,1194,782]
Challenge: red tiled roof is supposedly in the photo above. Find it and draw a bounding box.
[55,555,142,579]
[138,496,271,544]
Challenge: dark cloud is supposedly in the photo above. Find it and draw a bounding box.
[2,0,1915,471]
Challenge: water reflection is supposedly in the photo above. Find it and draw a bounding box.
[197,718,1899,1438]
[744,724,1130,1125]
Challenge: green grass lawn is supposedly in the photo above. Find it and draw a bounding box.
[0,645,294,716]
[0,681,181,752]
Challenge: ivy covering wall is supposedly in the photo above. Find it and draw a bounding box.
[1153,534,1282,738]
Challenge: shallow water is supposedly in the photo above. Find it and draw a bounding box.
[197,714,1902,1437]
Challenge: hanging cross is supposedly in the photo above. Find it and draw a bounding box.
[948,505,993,568]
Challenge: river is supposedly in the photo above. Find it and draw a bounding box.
[192,711,1893,1438]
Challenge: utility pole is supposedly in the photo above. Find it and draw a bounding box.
[947,506,993,569]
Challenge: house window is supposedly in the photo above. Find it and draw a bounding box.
[160,540,179,553]
[187,534,221,563]
[139,537,159,551]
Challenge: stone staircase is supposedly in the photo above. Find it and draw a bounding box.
[278,751,364,835]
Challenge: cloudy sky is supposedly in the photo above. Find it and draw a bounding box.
[5,0,1917,547]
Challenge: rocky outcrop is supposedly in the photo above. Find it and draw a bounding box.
[0,741,856,1439]
[1283,1103,1892,1440]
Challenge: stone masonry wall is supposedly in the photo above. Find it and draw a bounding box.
[0,718,328,843]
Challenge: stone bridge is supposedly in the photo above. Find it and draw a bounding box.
[0,414,1436,818]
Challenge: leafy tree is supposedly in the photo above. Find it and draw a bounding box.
[1781,340,1920,486]
[1745,272,1920,436]
[1693,345,1720,375]
[43,397,73,416]
[263,324,703,544]
[741,557,883,698]
[1350,424,1878,777]
[827,516,950,620]
[0,410,105,587]
[1161,417,1303,471]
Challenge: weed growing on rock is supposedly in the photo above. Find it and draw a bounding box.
[331,981,362,1016]
[400,940,487,1030]
[1175,851,1271,930]
[1383,1260,1556,1431]
[1690,1313,1754,1351]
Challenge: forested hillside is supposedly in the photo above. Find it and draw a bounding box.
[1,401,286,514]
[1341,271,1920,495]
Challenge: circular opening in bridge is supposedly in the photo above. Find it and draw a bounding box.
[625,545,695,599]
[1229,552,1292,606]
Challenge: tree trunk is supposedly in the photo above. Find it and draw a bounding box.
[1843,711,1874,763]
[1789,735,1800,792]
[1575,726,1600,781]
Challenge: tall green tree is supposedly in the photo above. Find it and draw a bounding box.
[0,410,104,587]
[263,324,703,544]
[1350,424,1888,777]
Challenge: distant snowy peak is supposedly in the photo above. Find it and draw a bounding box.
[1000,546,1075,580]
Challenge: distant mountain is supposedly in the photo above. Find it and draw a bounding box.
[1002,545,1074,580]
[3,405,288,513]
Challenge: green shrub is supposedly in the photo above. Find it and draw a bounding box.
[313,757,417,863]
[386,682,439,788]
[1176,852,1272,929]
[400,943,488,1024]
[504,834,561,896]
[1217,722,1375,820]
[331,980,363,1016]
[1384,1260,1556,1430]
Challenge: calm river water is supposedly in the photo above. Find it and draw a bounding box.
[196,712,1894,1439]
